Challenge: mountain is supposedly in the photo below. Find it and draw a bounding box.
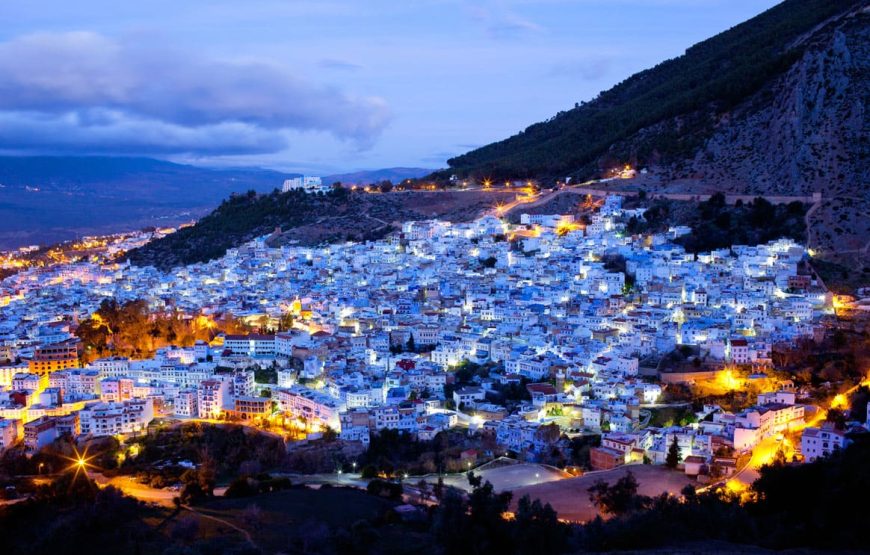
[0,156,295,249]
[443,0,869,269]
[322,167,433,185]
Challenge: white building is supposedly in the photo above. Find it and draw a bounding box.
[276,385,340,430]
[733,403,805,450]
[175,389,198,418]
[79,398,154,437]
[92,357,131,378]
[224,334,275,358]
[282,176,327,194]
[801,426,847,462]
[197,378,230,419]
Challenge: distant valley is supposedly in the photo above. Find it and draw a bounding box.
[0,158,431,250]
[0,156,293,249]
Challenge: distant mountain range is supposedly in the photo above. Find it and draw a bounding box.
[443,0,869,268]
[0,156,295,249]
[0,157,432,250]
[322,167,432,185]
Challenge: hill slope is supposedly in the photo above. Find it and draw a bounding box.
[446,0,865,180]
[0,156,293,248]
[124,188,515,269]
[444,0,868,268]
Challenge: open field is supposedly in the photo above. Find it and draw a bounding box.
[428,461,569,493]
[509,464,692,523]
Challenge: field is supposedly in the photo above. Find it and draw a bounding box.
[427,461,569,493]
[509,464,692,523]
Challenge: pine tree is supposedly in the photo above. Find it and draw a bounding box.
[666,436,681,468]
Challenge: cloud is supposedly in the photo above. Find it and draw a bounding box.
[317,58,363,71]
[0,110,287,155]
[466,1,543,39]
[0,31,390,155]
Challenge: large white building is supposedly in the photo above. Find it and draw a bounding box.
[174,389,198,418]
[733,402,805,450]
[282,176,327,194]
[801,426,847,462]
[79,398,154,437]
[276,385,340,430]
[224,334,275,358]
[197,379,230,419]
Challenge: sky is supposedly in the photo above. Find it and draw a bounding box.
[0,0,780,174]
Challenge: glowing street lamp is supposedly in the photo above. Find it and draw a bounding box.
[66,446,96,482]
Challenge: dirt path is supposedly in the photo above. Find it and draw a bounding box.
[804,196,823,252]
[185,505,259,550]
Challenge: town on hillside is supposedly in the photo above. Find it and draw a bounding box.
[2,192,867,506]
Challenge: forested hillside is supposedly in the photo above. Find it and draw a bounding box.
[124,188,513,269]
[444,0,864,180]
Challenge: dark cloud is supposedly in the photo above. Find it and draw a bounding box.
[0,32,390,155]
[0,110,286,155]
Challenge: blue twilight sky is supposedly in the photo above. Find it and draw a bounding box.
[0,0,780,174]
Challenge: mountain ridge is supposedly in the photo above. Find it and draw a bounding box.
[0,156,295,248]
[441,0,868,269]
[323,167,433,185]
[0,157,434,249]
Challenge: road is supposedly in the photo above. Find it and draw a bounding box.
[637,409,652,429]
[91,472,178,507]
[729,436,781,488]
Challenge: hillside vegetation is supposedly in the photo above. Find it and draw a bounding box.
[628,193,808,254]
[125,188,513,269]
[444,0,862,180]
[125,188,351,268]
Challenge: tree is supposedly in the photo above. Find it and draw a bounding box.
[417,479,430,503]
[587,471,647,516]
[278,311,294,331]
[514,495,566,553]
[360,464,378,479]
[434,476,445,500]
[534,423,561,445]
[406,334,416,353]
[666,436,681,468]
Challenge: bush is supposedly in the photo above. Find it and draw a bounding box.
[366,479,403,500]
[224,476,257,498]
